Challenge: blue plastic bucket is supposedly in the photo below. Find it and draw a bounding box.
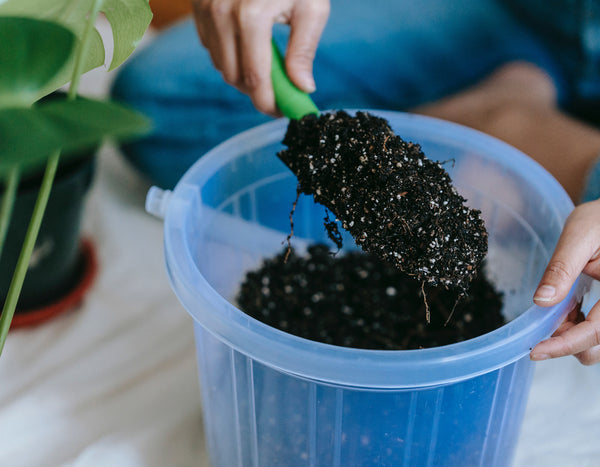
[148,111,586,466]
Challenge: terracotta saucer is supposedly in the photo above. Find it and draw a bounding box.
[10,238,98,329]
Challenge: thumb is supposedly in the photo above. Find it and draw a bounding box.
[286,1,330,93]
[533,208,598,306]
[533,258,579,306]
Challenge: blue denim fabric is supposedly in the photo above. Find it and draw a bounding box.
[500,0,600,103]
[582,156,600,201]
[111,0,594,189]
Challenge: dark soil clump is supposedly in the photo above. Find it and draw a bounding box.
[237,245,505,350]
[277,111,488,293]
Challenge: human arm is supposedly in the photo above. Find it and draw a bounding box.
[190,0,330,116]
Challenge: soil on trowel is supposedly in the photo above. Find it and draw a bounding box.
[236,245,505,351]
[277,111,488,293]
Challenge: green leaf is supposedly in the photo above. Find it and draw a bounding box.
[102,0,153,70]
[0,1,105,97]
[0,97,152,176]
[0,17,75,108]
[0,0,152,89]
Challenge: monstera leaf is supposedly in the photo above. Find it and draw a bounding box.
[0,97,151,176]
[0,17,75,108]
[0,0,152,99]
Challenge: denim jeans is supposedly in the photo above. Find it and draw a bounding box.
[111,0,600,191]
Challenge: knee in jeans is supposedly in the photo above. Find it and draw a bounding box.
[485,101,540,136]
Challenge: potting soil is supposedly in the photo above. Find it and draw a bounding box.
[277,111,488,293]
[237,245,505,350]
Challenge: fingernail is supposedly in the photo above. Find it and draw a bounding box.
[534,284,556,302]
[299,73,316,93]
[531,353,550,361]
[591,248,600,261]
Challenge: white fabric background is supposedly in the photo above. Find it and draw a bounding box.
[0,18,599,467]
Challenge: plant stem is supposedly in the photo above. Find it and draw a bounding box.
[0,167,20,260]
[0,152,59,354]
[68,0,104,100]
[0,2,103,356]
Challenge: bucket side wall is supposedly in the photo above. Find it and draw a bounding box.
[194,324,533,467]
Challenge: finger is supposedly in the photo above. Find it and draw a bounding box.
[531,321,600,360]
[192,1,225,71]
[580,200,600,280]
[286,0,330,93]
[190,1,209,48]
[237,2,277,115]
[584,246,600,280]
[531,300,600,360]
[550,303,585,336]
[574,345,600,365]
[533,202,600,306]
[552,319,577,337]
[206,0,245,88]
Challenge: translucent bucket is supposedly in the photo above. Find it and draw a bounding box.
[148,111,587,467]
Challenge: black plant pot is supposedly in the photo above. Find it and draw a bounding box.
[0,155,96,314]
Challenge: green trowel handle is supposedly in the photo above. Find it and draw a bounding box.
[271,40,319,120]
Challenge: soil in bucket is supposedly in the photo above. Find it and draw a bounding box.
[277,110,488,294]
[237,244,504,350]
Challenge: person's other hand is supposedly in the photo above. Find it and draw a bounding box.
[530,199,600,365]
[192,0,329,116]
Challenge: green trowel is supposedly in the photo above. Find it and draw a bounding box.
[271,40,319,120]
